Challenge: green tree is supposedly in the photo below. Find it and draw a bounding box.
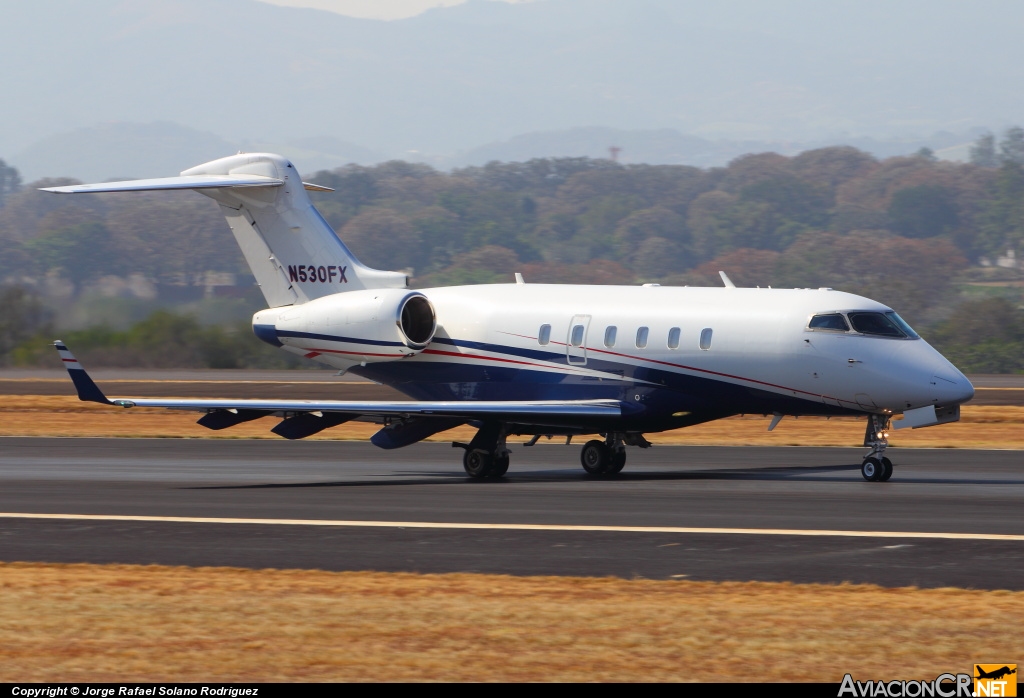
[1000,126,1024,166]
[972,163,1024,258]
[969,133,999,168]
[0,286,53,366]
[887,185,959,238]
[0,158,21,208]
[929,297,1024,373]
[22,222,121,287]
[340,208,422,271]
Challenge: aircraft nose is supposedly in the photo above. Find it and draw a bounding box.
[931,370,974,405]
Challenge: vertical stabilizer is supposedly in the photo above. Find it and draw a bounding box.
[41,153,408,308]
[182,154,407,307]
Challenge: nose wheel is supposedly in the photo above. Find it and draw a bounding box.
[861,415,894,482]
[860,456,893,482]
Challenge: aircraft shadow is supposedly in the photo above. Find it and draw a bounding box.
[184,461,1024,490]
[186,462,880,490]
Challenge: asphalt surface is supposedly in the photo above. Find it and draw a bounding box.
[1,438,1022,589]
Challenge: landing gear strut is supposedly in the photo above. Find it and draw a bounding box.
[456,421,509,480]
[861,414,893,482]
[579,434,627,477]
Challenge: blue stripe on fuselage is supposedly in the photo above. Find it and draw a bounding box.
[276,329,405,347]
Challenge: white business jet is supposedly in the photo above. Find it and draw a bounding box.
[44,153,974,482]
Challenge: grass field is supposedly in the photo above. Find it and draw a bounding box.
[1,562,1020,682]
[1,395,1022,448]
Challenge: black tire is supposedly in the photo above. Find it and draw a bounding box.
[490,453,510,478]
[580,440,611,475]
[861,457,883,482]
[463,449,492,479]
[879,457,893,482]
[606,448,626,475]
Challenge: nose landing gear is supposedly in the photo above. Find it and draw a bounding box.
[861,414,894,482]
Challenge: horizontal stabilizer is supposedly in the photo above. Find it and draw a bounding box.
[39,174,284,194]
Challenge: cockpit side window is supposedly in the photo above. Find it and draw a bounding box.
[848,312,907,338]
[808,313,849,332]
[885,311,920,339]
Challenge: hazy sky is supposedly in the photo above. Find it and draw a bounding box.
[256,0,527,20]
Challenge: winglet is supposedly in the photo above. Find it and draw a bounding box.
[719,271,736,288]
[53,341,110,404]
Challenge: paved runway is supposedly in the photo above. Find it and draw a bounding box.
[1,438,1021,589]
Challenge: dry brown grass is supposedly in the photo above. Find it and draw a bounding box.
[1,395,1022,448]
[1,562,1021,682]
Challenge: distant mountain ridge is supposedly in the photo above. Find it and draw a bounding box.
[10,122,978,183]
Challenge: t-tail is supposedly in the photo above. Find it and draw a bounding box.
[41,153,408,308]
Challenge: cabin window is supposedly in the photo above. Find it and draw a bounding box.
[570,324,585,347]
[808,313,849,332]
[636,327,649,348]
[699,327,713,351]
[667,327,681,349]
[848,312,914,338]
[604,326,617,348]
[538,324,551,345]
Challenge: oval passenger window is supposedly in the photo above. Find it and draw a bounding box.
[699,327,713,351]
[668,327,681,349]
[604,326,617,348]
[538,324,551,345]
[636,327,649,348]
[570,324,585,347]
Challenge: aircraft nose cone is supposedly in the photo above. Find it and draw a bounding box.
[931,371,974,405]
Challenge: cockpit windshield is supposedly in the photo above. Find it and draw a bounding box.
[807,311,920,339]
[808,313,849,331]
[848,311,919,339]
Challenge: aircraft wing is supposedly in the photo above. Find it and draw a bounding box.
[54,342,624,442]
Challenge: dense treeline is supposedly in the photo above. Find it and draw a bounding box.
[1,131,1023,371]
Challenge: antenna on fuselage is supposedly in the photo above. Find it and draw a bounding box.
[719,271,736,288]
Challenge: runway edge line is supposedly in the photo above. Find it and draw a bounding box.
[2,512,1023,542]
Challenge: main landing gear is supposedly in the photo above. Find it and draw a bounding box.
[861,414,894,482]
[455,421,510,480]
[580,438,626,476]
[455,425,647,480]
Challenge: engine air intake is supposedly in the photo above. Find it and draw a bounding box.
[400,294,436,347]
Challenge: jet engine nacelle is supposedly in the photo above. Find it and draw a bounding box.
[252,289,436,368]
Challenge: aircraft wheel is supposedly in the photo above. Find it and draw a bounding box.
[463,450,492,479]
[489,453,510,478]
[607,448,626,475]
[879,457,893,482]
[580,440,611,475]
[861,457,883,482]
